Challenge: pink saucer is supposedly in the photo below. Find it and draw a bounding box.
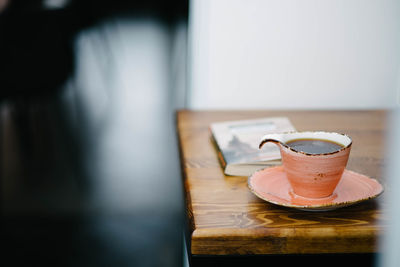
[248,166,384,211]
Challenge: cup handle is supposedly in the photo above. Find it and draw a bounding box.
[259,134,286,149]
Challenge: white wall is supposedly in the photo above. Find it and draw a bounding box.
[188,0,400,109]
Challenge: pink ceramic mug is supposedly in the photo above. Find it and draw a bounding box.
[259,131,352,199]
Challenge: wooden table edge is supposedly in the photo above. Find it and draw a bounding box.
[191,226,383,255]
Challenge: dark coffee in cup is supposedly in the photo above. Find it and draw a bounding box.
[286,138,344,154]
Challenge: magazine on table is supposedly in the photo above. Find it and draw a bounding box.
[210,117,296,176]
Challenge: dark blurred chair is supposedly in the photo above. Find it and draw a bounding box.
[1,1,187,266]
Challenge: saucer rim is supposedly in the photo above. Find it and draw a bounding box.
[248,167,384,211]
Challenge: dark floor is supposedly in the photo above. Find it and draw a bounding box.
[190,253,377,267]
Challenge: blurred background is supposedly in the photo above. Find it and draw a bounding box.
[1,0,187,266]
[1,0,399,266]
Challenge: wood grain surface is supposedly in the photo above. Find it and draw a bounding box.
[176,110,388,256]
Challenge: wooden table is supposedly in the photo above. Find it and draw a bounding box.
[176,110,387,265]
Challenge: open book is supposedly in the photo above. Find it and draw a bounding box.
[210,117,296,176]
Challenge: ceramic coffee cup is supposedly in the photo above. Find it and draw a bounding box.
[259,131,352,199]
